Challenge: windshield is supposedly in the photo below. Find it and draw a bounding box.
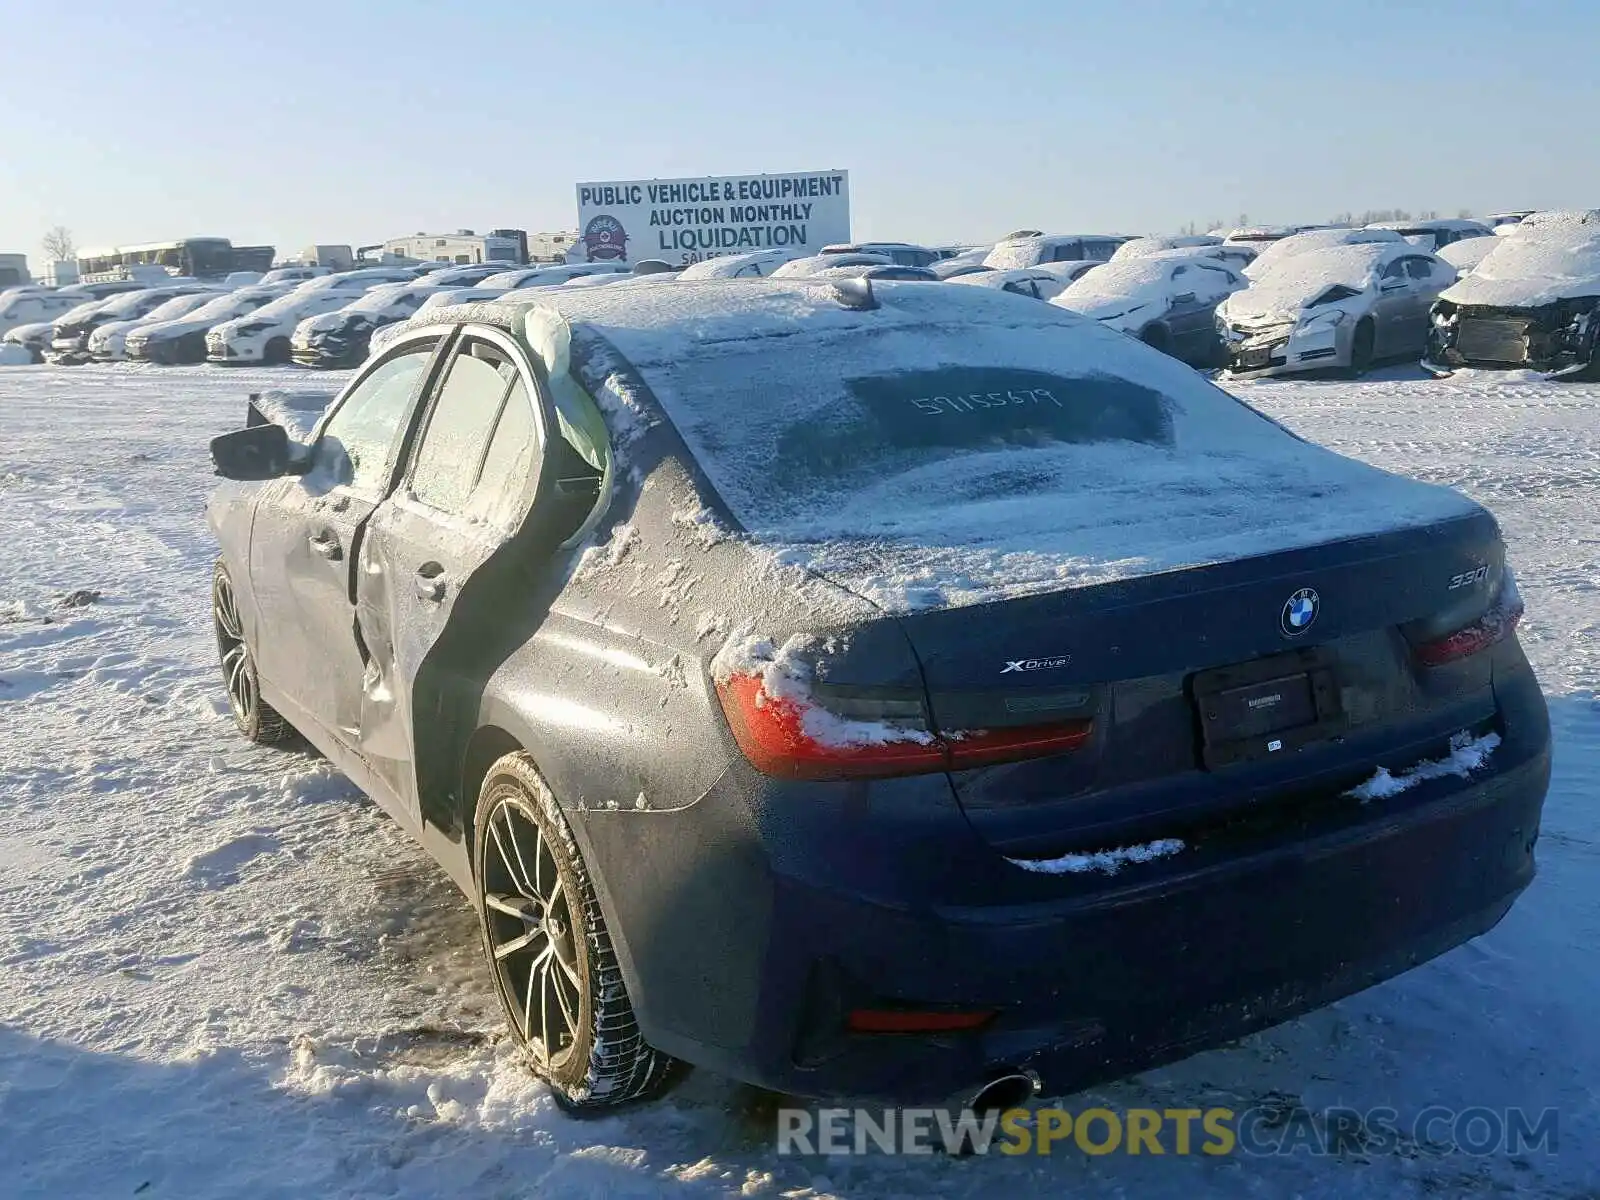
[577,287,1300,539]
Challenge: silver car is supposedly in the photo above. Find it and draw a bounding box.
[1218,241,1456,378]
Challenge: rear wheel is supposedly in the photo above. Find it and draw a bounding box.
[1139,324,1172,355]
[1348,319,1376,377]
[212,561,293,744]
[473,753,679,1113]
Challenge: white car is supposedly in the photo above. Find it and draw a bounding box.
[87,292,227,361]
[1053,256,1246,365]
[819,241,940,268]
[1219,241,1455,378]
[0,288,82,338]
[1221,224,1329,247]
[124,287,294,364]
[260,266,333,285]
[1113,235,1257,269]
[983,234,1130,269]
[50,285,218,362]
[207,284,388,365]
[289,283,456,368]
[1365,218,1493,252]
[2,322,60,362]
[1243,227,1405,279]
[677,250,800,280]
[478,263,630,289]
[946,263,1102,300]
[769,253,893,279]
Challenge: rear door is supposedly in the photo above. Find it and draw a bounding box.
[1371,257,1417,356]
[247,334,444,745]
[355,330,558,827]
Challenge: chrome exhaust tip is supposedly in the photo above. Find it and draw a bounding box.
[967,1068,1041,1113]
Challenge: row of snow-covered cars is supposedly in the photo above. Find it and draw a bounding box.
[0,259,642,368]
[6,211,1597,378]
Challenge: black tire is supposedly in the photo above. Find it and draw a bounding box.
[1348,319,1376,377]
[473,752,679,1113]
[263,337,291,366]
[211,560,293,745]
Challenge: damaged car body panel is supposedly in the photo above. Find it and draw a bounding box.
[1425,211,1600,378]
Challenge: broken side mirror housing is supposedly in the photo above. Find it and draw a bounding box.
[210,423,306,481]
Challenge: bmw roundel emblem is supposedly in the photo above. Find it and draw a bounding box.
[1281,587,1320,637]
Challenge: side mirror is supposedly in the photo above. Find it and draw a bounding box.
[210,423,304,480]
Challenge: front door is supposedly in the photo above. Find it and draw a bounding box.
[356,333,551,828]
[247,339,442,745]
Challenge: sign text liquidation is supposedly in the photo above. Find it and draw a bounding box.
[576,172,850,262]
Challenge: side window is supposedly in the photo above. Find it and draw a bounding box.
[317,346,435,493]
[1381,259,1407,281]
[1405,258,1433,280]
[468,378,538,530]
[410,340,517,515]
[1051,242,1081,263]
[1002,281,1034,297]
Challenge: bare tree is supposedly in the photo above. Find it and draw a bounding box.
[41,226,76,263]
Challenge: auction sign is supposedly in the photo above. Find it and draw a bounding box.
[574,170,850,265]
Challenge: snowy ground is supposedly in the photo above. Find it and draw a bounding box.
[1,362,1596,1199]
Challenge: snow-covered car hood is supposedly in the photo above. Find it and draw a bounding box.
[1054,259,1242,324]
[1222,244,1399,323]
[1437,212,1600,308]
[3,321,56,345]
[88,319,143,346]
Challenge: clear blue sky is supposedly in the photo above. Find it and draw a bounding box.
[3,0,1595,258]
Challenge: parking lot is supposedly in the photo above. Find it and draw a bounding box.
[1,361,1595,1199]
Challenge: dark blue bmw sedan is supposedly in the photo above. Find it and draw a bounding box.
[205,277,1549,1113]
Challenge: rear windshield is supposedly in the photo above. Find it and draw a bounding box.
[592,312,1219,533]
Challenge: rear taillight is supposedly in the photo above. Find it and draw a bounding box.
[1413,568,1524,666]
[715,673,1092,781]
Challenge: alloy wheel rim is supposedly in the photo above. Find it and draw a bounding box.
[212,573,254,723]
[483,798,584,1070]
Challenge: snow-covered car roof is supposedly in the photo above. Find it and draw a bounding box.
[1438,210,1600,308]
[983,235,1129,269]
[1053,257,1242,320]
[769,253,893,278]
[1367,219,1493,235]
[1112,235,1223,259]
[946,267,1063,290]
[930,260,993,280]
[806,264,939,282]
[1222,224,1330,244]
[677,250,799,280]
[1436,237,1500,276]
[1225,241,1429,321]
[1243,227,1405,278]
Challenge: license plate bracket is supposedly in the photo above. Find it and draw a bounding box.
[1192,647,1344,769]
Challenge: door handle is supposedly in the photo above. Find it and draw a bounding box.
[414,563,447,603]
[308,530,342,560]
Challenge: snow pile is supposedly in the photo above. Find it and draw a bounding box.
[710,631,937,748]
[1345,731,1502,802]
[1437,237,1499,276]
[1438,210,1600,308]
[1009,837,1187,875]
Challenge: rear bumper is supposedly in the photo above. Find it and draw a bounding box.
[586,662,1550,1104]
